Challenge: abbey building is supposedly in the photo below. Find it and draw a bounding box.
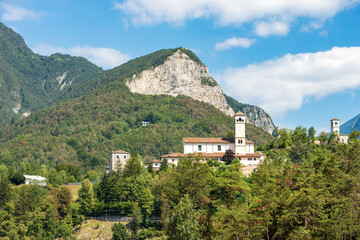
[160,111,265,166]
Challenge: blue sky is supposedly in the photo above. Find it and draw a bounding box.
[1,0,360,134]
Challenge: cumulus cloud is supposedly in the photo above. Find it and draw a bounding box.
[0,2,40,21]
[215,37,256,51]
[219,47,360,116]
[253,21,290,37]
[32,44,130,69]
[114,0,360,35]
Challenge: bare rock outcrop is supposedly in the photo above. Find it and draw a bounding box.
[126,50,234,116]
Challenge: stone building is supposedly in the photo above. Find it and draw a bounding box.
[161,111,265,166]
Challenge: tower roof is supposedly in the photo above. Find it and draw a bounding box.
[235,111,246,116]
[330,118,340,121]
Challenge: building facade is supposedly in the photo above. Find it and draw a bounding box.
[109,150,131,172]
[330,118,349,144]
[161,111,265,166]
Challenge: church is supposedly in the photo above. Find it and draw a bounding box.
[160,111,265,166]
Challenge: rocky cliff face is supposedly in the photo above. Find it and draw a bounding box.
[126,50,234,116]
[225,94,276,135]
[241,105,276,135]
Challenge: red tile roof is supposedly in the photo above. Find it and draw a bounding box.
[330,118,340,121]
[148,159,162,163]
[235,111,246,116]
[183,137,254,145]
[161,152,265,159]
[183,137,234,143]
[112,150,130,154]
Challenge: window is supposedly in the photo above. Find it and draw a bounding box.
[240,140,243,144]
[124,155,126,159]
[248,158,252,160]
[198,145,202,151]
[217,145,221,151]
[254,158,256,160]
[238,140,240,144]
[155,163,158,166]
[172,159,174,162]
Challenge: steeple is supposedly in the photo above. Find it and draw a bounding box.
[234,111,246,154]
[330,118,340,136]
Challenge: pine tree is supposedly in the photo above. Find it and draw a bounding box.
[222,149,235,165]
[78,179,95,214]
[166,194,202,240]
[112,222,131,240]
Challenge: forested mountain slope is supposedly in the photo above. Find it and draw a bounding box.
[340,113,360,134]
[0,22,103,126]
[0,21,276,134]
[0,81,273,173]
[225,94,276,135]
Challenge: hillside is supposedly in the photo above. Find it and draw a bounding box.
[340,113,360,134]
[0,20,276,133]
[0,22,103,126]
[124,49,234,116]
[0,80,273,173]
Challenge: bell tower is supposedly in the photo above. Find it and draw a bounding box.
[330,118,340,136]
[235,111,246,155]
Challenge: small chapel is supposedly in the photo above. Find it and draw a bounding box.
[160,111,265,166]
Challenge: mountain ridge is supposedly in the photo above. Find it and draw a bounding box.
[340,113,360,134]
[0,21,276,134]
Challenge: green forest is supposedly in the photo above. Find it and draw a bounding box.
[1,128,360,239]
[0,79,273,177]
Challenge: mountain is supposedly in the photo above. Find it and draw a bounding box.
[340,114,360,134]
[0,21,275,135]
[125,49,234,116]
[0,22,103,126]
[0,80,274,173]
[225,95,276,135]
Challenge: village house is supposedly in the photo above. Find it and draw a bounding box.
[24,175,47,186]
[160,111,265,166]
[147,158,164,171]
[108,150,131,173]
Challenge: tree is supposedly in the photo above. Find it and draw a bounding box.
[319,131,329,144]
[138,187,154,224]
[349,129,360,140]
[0,176,12,208]
[308,126,316,141]
[214,162,249,207]
[124,155,143,177]
[159,154,213,207]
[165,194,202,240]
[130,203,142,238]
[10,171,25,185]
[112,222,131,240]
[277,128,293,148]
[292,126,308,143]
[49,187,72,219]
[78,179,95,214]
[85,170,99,181]
[222,149,235,165]
[159,158,168,172]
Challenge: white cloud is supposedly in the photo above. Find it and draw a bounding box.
[32,44,130,69]
[215,37,256,51]
[219,47,360,116]
[0,2,40,21]
[114,0,360,35]
[253,21,290,37]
